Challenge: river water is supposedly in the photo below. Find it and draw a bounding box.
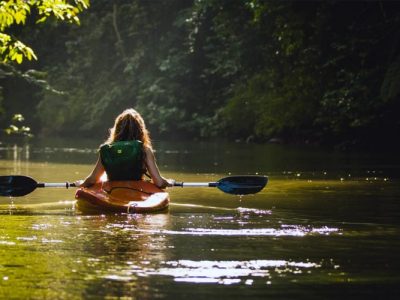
[0,138,399,299]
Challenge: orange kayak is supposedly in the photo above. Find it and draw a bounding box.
[75,181,169,214]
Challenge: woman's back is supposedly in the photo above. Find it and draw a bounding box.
[99,140,144,181]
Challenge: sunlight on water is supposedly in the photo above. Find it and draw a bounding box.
[134,225,340,237]
[102,259,322,285]
[237,207,272,214]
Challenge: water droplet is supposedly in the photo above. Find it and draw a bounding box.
[8,196,16,215]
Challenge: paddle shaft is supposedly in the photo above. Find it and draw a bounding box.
[174,182,217,187]
[36,182,76,188]
[41,182,215,188]
[43,182,210,188]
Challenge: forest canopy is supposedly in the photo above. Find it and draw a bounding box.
[1,0,399,149]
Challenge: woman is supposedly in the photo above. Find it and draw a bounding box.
[75,108,174,188]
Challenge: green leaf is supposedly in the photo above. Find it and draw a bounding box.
[16,53,23,64]
[36,16,47,23]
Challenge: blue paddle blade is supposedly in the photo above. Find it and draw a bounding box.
[0,175,38,197]
[216,175,268,195]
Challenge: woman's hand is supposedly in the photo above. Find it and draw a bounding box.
[164,178,175,187]
[74,180,84,187]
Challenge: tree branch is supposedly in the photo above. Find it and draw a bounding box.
[112,4,126,60]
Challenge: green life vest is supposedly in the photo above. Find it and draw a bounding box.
[99,140,144,181]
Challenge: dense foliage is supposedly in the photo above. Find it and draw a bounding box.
[1,0,399,148]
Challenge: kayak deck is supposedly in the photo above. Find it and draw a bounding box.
[75,181,169,214]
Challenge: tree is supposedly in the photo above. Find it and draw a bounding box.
[0,0,89,64]
[2,0,399,148]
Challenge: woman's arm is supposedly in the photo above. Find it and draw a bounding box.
[75,156,105,187]
[144,146,174,188]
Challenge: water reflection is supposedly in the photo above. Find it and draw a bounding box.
[146,259,321,285]
[97,258,324,286]
[76,214,171,298]
[0,144,31,175]
[134,225,340,237]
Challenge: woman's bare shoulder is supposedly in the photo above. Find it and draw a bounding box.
[143,145,154,156]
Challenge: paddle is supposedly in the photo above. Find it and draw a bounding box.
[0,175,267,197]
[0,175,76,197]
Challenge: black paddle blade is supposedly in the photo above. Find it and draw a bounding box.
[0,175,38,197]
[217,175,268,195]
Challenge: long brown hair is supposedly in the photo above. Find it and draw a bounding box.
[105,108,152,150]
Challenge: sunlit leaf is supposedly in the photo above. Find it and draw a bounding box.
[36,16,47,23]
[12,114,24,122]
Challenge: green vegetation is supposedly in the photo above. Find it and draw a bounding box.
[0,0,89,64]
[0,0,399,149]
[4,113,32,137]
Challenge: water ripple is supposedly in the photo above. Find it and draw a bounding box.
[103,259,322,285]
[134,225,340,237]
